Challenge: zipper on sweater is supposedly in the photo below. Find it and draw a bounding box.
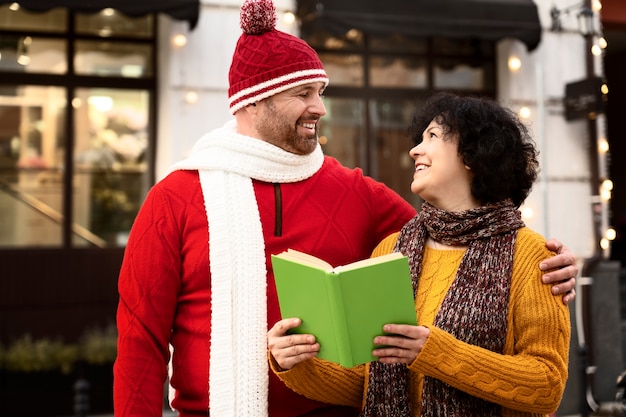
[273,183,282,237]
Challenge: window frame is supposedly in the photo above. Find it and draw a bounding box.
[305,31,497,203]
[0,8,158,248]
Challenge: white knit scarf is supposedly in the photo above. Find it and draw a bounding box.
[167,119,324,416]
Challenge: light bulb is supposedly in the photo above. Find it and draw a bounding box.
[508,56,522,72]
[173,34,188,48]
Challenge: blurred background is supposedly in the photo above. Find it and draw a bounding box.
[0,0,624,415]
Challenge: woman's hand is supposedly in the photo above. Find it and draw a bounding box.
[268,318,319,370]
[372,324,431,364]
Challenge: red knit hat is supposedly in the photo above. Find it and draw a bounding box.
[228,0,329,114]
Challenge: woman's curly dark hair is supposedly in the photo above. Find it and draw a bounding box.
[410,93,539,208]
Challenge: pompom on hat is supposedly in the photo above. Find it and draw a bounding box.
[228,0,329,114]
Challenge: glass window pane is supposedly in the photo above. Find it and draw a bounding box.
[0,35,67,74]
[318,53,363,87]
[434,59,485,90]
[0,85,67,247]
[0,5,67,32]
[74,88,150,247]
[319,97,364,169]
[370,98,422,207]
[306,30,364,50]
[75,41,153,78]
[76,9,153,38]
[370,56,427,88]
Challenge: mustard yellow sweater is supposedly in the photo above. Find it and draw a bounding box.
[270,227,571,416]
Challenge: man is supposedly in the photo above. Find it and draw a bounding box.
[113,1,577,416]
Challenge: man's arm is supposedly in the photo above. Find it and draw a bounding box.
[541,238,578,305]
[114,186,180,416]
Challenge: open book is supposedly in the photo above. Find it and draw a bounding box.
[271,249,416,368]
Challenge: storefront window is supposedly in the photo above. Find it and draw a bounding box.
[319,97,364,169]
[74,88,150,246]
[370,56,427,88]
[434,60,487,90]
[74,41,153,78]
[0,6,156,248]
[319,97,422,207]
[0,35,67,74]
[0,85,66,247]
[75,9,153,38]
[318,53,363,87]
[0,5,66,32]
[370,98,422,207]
[303,30,495,203]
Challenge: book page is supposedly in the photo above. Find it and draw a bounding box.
[274,249,333,271]
[333,251,404,273]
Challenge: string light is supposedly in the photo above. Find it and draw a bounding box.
[508,56,522,72]
[605,228,616,241]
[598,138,609,153]
[549,2,613,258]
[600,178,612,202]
[521,206,534,220]
[185,91,198,104]
[591,44,602,56]
[173,34,187,48]
[592,0,602,12]
[518,107,531,119]
[601,83,609,95]
[282,11,296,25]
[602,179,613,192]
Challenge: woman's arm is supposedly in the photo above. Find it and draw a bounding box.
[411,230,571,414]
[268,318,366,407]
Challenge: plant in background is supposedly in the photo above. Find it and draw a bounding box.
[79,323,118,365]
[0,324,118,373]
[0,334,79,374]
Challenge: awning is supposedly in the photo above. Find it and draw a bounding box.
[297,0,542,51]
[0,0,200,29]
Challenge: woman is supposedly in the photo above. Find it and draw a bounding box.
[267,93,571,417]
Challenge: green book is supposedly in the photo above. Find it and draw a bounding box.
[271,249,416,368]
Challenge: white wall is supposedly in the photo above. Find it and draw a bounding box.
[497,0,605,260]
[156,0,297,179]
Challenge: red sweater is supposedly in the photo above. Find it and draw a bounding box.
[113,156,416,417]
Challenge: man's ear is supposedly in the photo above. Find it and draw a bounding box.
[234,103,259,136]
[242,102,258,117]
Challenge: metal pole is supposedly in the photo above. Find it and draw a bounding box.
[581,0,602,414]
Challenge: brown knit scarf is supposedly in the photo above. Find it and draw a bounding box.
[360,199,524,417]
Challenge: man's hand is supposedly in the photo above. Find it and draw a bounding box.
[268,318,319,370]
[542,238,578,305]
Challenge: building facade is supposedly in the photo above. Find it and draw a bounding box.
[0,0,624,414]
[163,0,616,257]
